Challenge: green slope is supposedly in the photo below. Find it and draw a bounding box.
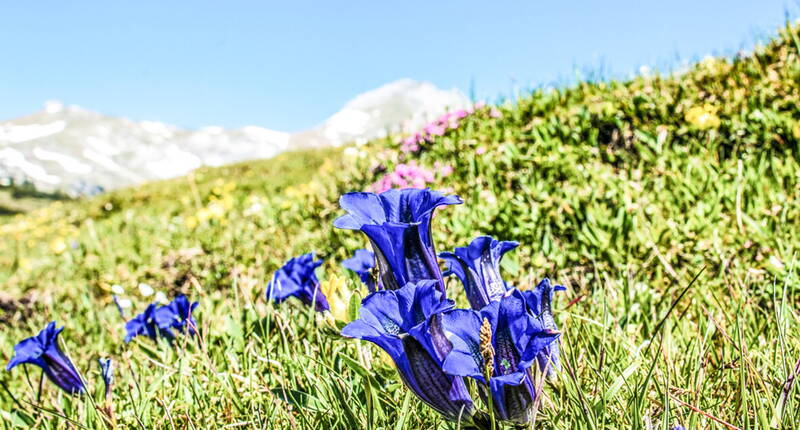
[0,24,798,429]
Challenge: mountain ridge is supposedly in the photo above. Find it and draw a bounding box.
[0,80,468,196]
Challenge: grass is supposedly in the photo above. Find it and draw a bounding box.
[1,23,799,429]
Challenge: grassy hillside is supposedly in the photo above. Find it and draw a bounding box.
[1,24,799,429]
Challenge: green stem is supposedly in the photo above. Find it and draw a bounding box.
[483,371,496,430]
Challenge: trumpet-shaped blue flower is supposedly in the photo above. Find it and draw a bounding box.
[333,188,462,292]
[437,290,559,424]
[341,280,478,423]
[125,296,201,343]
[267,253,329,312]
[522,278,565,378]
[440,236,519,310]
[342,248,376,292]
[98,358,113,398]
[6,322,86,395]
[125,303,171,342]
[155,295,199,335]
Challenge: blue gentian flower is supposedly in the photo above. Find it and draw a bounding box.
[342,248,376,292]
[6,322,86,395]
[333,188,462,292]
[124,303,168,343]
[267,253,329,312]
[125,296,200,343]
[342,280,478,423]
[521,278,565,378]
[155,295,199,335]
[98,358,113,398]
[437,290,559,424]
[439,236,519,310]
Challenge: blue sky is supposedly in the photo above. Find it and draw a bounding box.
[0,1,794,131]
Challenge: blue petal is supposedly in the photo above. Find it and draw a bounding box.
[267,253,328,312]
[341,319,405,362]
[397,280,452,327]
[42,341,86,394]
[489,371,535,424]
[346,288,407,336]
[334,192,388,229]
[481,290,532,366]
[362,223,413,290]
[521,279,564,375]
[6,337,44,370]
[267,268,304,302]
[519,331,560,370]
[342,249,375,275]
[398,335,474,421]
[436,310,485,380]
[440,236,518,310]
[154,304,178,330]
[125,304,161,342]
[439,251,467,285]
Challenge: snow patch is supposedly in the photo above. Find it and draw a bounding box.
[33,147,92,175]
[0,121,66,143]
[0,147,61,184]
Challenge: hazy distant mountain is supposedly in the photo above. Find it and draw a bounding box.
[0,102,290,196]
[0,80,468,196]
[290,79,469,148]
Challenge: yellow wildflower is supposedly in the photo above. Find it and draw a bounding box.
[320,274,352,322]
[685,104,720,130]
[18,258,31,272]
[184,215,199,229]
[50,238,67,255]
[219,195,235,211]
[792,122,800,140]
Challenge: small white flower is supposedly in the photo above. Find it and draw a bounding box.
[343,147,359,158]
[111,284,125,295]
[117,298,133,309]
[138,283,154,297]
[243,202,263,216]
[155,291,168,304]
[769,255,785,271]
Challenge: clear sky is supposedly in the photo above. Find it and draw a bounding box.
[0,1,794,132]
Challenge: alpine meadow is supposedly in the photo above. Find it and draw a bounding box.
[2,21,800,430]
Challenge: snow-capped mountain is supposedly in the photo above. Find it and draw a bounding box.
[0,80,468,196]
[290,79,469,148]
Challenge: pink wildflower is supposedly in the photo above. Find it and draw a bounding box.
[434,161,454,177]
[369,162,436,193]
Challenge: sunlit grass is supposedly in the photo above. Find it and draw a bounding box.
[1,23,800,430]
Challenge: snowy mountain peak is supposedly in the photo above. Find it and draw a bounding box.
[0,80,467,195]
[291,79,469,148]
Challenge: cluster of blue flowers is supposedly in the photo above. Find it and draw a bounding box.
[266,188,564,427]
[5,295,198,396]
[124,295,199,343]
[5,187,561,428]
